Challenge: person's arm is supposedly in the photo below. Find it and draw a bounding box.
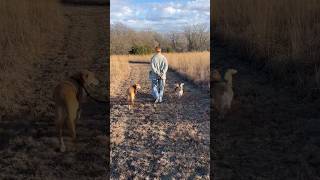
[151,57,160,76]
[163,56,168,74]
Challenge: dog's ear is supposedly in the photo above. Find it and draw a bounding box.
[136,84,141,89]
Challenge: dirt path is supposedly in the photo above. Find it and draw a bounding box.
[110,61,210,179]
[0,5,108,179]
[213,39,320,179]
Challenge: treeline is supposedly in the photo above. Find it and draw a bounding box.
[110,22,210,55]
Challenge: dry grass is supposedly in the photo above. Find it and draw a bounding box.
[0,0,64,117]
[216,0,320,89]
[110,55,130,96]
[110,52,210,92]
[110,54,153,96]
[165,52,210,87]
[110,55,151,96]
[110,54,151,95]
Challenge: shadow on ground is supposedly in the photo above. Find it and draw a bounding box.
[128,61,150,64]
[111,59,210,179]
[213,35,320,179]
[0,4,109,179]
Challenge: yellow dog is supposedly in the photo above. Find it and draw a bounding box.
[127,83,141,110]
[53,70,99,152]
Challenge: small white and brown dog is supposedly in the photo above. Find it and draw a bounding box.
[213,68,237,119]
[174,82,185,99]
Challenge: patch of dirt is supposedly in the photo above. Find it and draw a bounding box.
[213,39,320,179]
[0,5,108,179]
[110,61,210,179]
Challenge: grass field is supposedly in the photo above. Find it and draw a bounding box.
[110,52,210,95]
[110,55,130,96]
[214,1,320,178]
[165,52,210,87]
[216,0,320,90]
[110,52,210,179]
[0,0,64,117]
[0,5,109,179]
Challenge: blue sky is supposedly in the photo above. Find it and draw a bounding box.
[111,0,210,32]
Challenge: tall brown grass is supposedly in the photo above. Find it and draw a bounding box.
[110,52,210,94]
[216,0,320,90]
[0,0,63,117]
[110,55,130,96]
[165,52,210,87]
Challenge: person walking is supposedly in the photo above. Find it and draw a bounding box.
[149,46,168,103]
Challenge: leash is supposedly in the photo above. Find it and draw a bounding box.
[70,77,108,104]
[82,85,108,104]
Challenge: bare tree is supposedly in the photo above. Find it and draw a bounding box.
[196,24,210,51]
[111,22,210,54]
[169,31,178,50]
[111,23,135,54]
[183,23,210,51]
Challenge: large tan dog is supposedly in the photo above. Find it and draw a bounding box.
[53,70,99,152]
[213,69,237,119]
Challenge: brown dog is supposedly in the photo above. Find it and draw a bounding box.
[127,83,141,110]
[53,70,99,152]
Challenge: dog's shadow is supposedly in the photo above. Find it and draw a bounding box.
[110,96,128,106]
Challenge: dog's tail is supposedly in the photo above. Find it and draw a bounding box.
[180,83,184,89]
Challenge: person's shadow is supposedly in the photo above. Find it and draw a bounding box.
[136,91,154,103]
[128,61,150,64]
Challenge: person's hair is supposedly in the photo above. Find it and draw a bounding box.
[155,46,161,52]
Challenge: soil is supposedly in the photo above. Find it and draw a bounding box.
[213,39,320,179]
[0,5,108,179]
[110,61,210,179]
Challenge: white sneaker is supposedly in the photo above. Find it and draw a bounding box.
[159,97,163,103]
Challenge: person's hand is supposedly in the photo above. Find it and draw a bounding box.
[159,73,164,79]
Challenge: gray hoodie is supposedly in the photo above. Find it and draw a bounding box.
[149,53,168,80]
